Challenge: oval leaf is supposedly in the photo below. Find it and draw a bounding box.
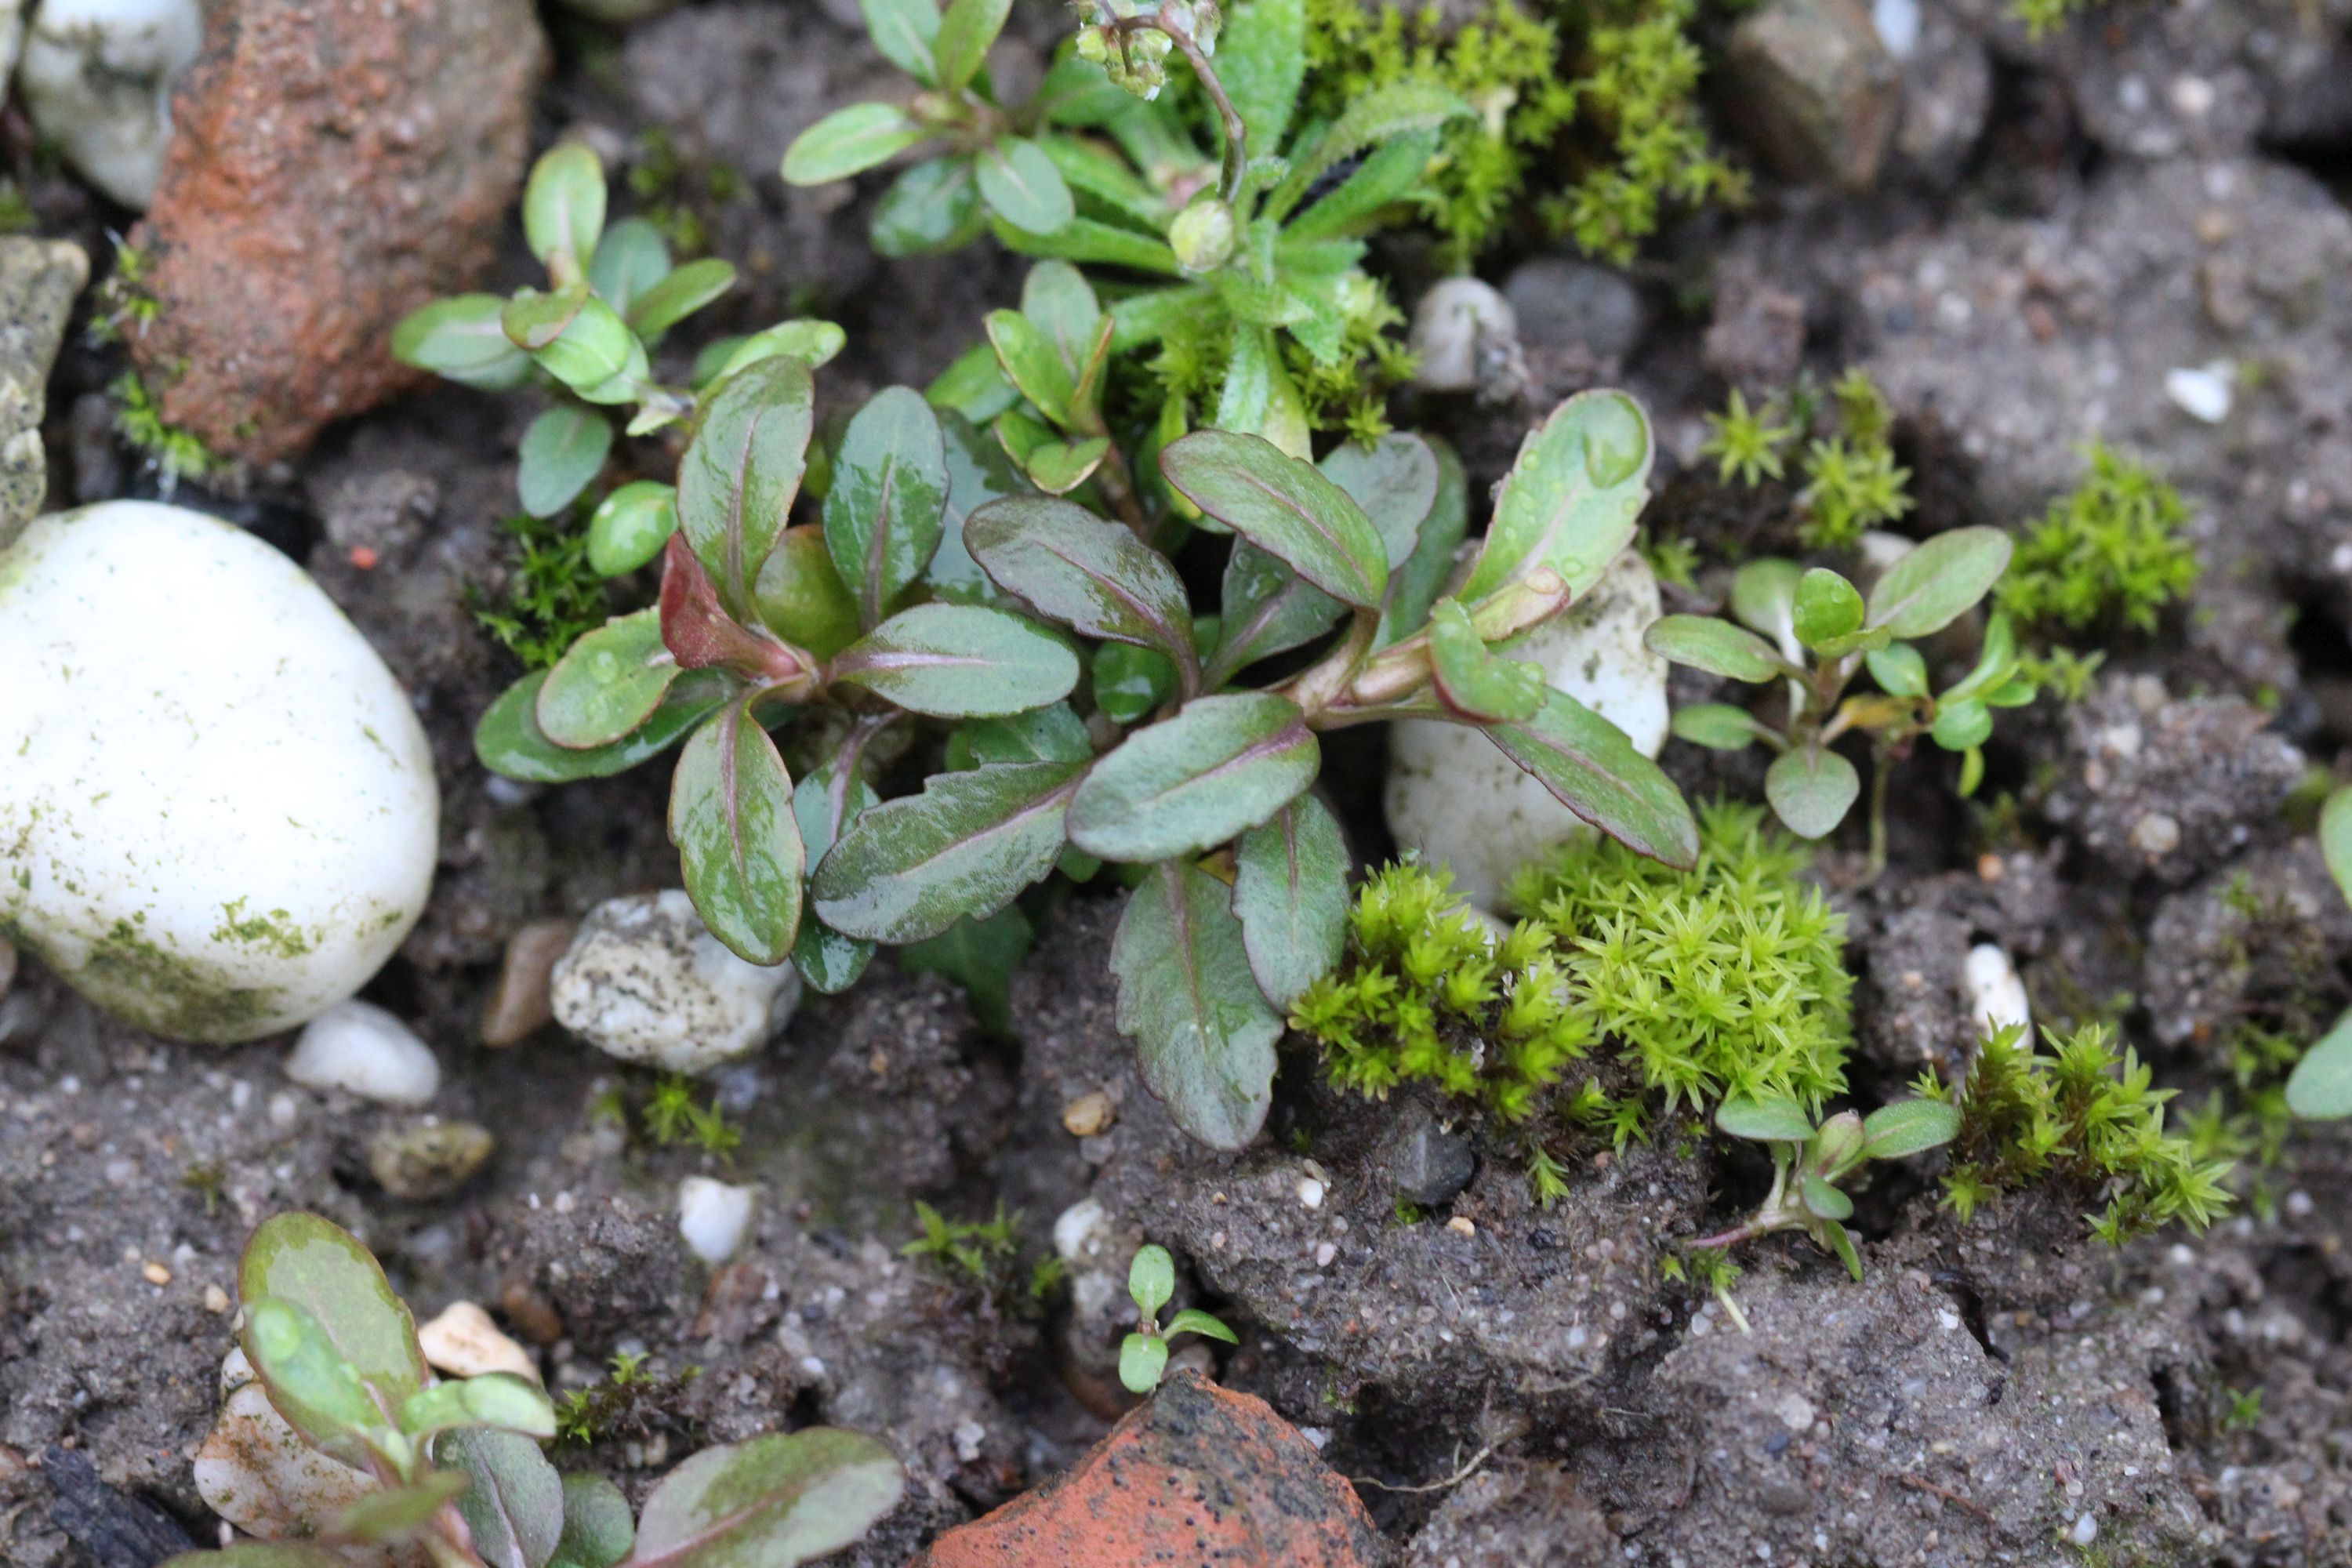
[680,355,816,611]
[2323,786,2352,909]
[477,670,728,784]
[391,294,531,390]
[1160,430,1389,608]
[1320,432,1439,570]
[1459,390,1652,606]
[782,102,929,185]
[965,495,1198,672]
[1376,434,1468,645]
[1669,703,1765,751]
[983,308,1075,426]
[1113,860,1282,1151]
[239,1214,424,1410]
[1730,557,1803,641]
[550,1473,634,1568]
[1208,541,1346,685]
[1865,526,2014,637]
[1483,689,1700,869]
[1791,568,1864,649]
[524,142,606,283]
[670,701,804,965]
[241,1298,383,1457]
[537,609,681,749]
[397,1373,557,1443]
[1715,1094,1815,1142]
[628,257,737,341]
[588,216,671,318]
[1068,693,1319,864]
[1860,1098,1962,1159]
[1120,1332,1169,1393]
[872,156,983,256]
[1128,1244,1176,1315]
[811,760,1083,943]
[975,136,1075,235]
[1765,746,1860,840]
[444,1428,563,1568]
[1642,615,1787,684]
[588,481,680,578]
[828,602,1080,717]
[630,1428,904,1568]
[823,386,949,626]
[2287,1009,2352,1120]
[1800,1174,1855,1221]
[1233,794,1348,1008]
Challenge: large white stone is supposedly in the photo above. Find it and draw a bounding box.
[18,0,201,209]
[0,502,439,1041]
[1385,549,1669,911]
[550,890,800,1073]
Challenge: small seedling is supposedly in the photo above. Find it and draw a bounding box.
[642,1073,742,1156]
[1118,1243,1237,1393]
[1647,531,2028,870]
[1685,1094,1959,1280]
[1700,370,1911,550]
[902,1200,1020,1279]
[170,1212,901,1568]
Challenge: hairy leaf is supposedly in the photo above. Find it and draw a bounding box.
[823,386,949,626]
[444,1428,564,1568]
[1232,794,1348,1008]
[628,1429,903,1568]
[1483,690,1700,869]
[1160,430,1388,607]
[829,602,1080,717]
[811,760,1083,943]
[1460,390,1652,607]
[1216,0,1305,157]
[670,700,804,964]
[1112,861,1282,1150]
[1069,693,1318,863]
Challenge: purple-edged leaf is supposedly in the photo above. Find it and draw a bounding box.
[477,670,729,784]
[1483,688,1698,869]
[628,1428,903,1568]
[828,602,1080,717]
[670,699,804,964]
[823,386,949,626]
[1232,794,1348,1007]
[1160,430,1389,608]
[535,609,680,749]
[1764,745,1859,840]
[661,535,807,684]
[1460,390,1652,606]
[810,760,1083,943]
[679,355,815,612]
[789,757,882,995]
[1112,860,1281,1151]
[442,1428,562,1568]
[1068,692,1319,864]
[238,1214,423,1413]
[966,495,1198,676]
[1207,541,1345,686]
[1319,433,1438,570]
[1427,597,1544,723]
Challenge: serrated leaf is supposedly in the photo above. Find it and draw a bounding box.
[811,760,1083,943]
[444,1428,564,1568]
[872,156,984,256]
[898,905,1034,1035]
[823,386,949,626]
[1232,795,1347,1008]
[1860,1099,1961,1159]
[680,355,815,612]
[670,700,804,965]
[629,1429,903,1568]
[239,1214,424,1414]
[1865,527,2013,637]
[477,670,727,784]
[1483,689,1699,869]
[976,137,1074,235]
[397,1373,555,1442]
[1765,746,1860,840]
[829,602,1079,717]
[391,294,531,390]
[628,258,736,341]
[1069,693,1318,863]
[1428,597,1544,722]
[1668,703,1766,751]
[1715,1094,1815,1142]
[550,1474,634,1568]
[537,609,680,748]
[1642,615,1788,684]
[241,1298,383,1459]
[965,495,1197,673]
[1113,860,1282,1150]
[1160,430,1388,608]
[1216,0,1305,158]
[590,216,672,317]
[1460,390,1652,607]
[782,103,929,184]
[861,0,938,83]
[2286,1009,2352,1120]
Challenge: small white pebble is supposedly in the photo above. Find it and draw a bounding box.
[1777,1392,1817,1432]
[418,1301,539,1383]
[1871,0,1920,57]
[677,1175,756,1265]
[2169,74,2215,118]
[1964,943,2031,1037]
[283,1000,441,1107]
[2131,811,2182,857]
[2285,1190,2314,1218]
[2164,363,2233,424]
[1446,1215,1476,1238]
[142,1261,172,1286]
[2071,1512,2099,1546]
[1295,1176,1326,1210]
[1315,1241,1337,1267]
[202,1283,231,1314]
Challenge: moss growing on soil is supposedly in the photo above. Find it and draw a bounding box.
[14,912,285,1042]
[1995,444,2196,636]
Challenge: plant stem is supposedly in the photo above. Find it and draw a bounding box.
[1115,8,1247,205]
[1865,742,1892,881]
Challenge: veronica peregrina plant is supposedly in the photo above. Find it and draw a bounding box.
[1688,1093,1959,1280]
[1119,1243,1237,1392]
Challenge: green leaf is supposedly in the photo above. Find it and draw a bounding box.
[444,1428,564,1568]
[1319,433,1439,571]
[1459,390,1652,607]
[1642,615,1788,684]
[898,905,1035,1035]
[984,308,1076,426]
[550,1473,635,1568]
[1865,527,2014,637]
[1730,557,1802,641]
[1272,78,1469,219]
[861,0,939,83]
[1214,321,1272,438]
[521,296,644,402]
[965,495,1197,670]
[1216,0,1305,158]
[162,1548,343,1568]
[1800,1174,1854,1221]
[2321,786,2352,909]
[1160,430,1388,608]
[993,213,1182,274]
[1929,696,1992,751]
[1024,437,1109,494]
[517,407,613,520]
[476,670,728,783]
[782,103,928,184]
[934,0,1009,90]
[239,1213,423,1411]
[872,157,984,256]
[707,321,848,382]
[1860,1099,1962,1158]
[2287,1009,2352,1120]
[1428,597,1544,723]
[1715,1094,1814,1142]
[1822,1218,1863,1282]
[1377,436,1467,645]
[1127,1243,1175,1315]
[1791,568,1864,649]
[585,481,680,578]
[1765,746,1860,840]
[397,1373,556,1442]
[391,294,531,390]
[628,257,737,341]
[829,602,1080,717]
[927,342,1021,426]
[1092,641,1179,724]
[823,386,949,626]
[1670,703,1766,751]
[1163,1307,1238,1344]
[1207,543,1345,685]
[524,142,606,285]
[241,1298,383,1457]
[811,760,1083,943]
[949,703,1094,767]
[926,411,1028,601]
[1069,693,1318,863]
[670,700,804,965]
[588,216,671,318]
[1483,689,1700,869]
[1284,129,1436,241]
[975,137,1075,235]
[332,1473,470,1546]
[536,608,680,749]
[752,525,862,660]
[628,1428,904,1568]
[1112,860,1283,1150]
[1865,643,1929,699]
[1119,1332,1169,1394]
[680,355,815,611]
[1232,795,1347,1008]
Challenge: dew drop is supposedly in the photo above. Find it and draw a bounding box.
[1579,393,1648,488]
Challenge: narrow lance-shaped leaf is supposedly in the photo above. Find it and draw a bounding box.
[2325,785,2352,909]
[1113,860,1283,1151]
[823,386,949,626]
[1460,390,1653,607]
[679,355,815,613]
[828,602,1080,717]
[1162,430,1388,608]
[628,257,737,341]
[670,699,805,965]
[1232,795,1348,1008]
[1483,688,1700,869]
[1427,598,1544,723]
[811,760,1084,943]
[1069,693,1319,864]
[443,1428,564,1568]
[966,495,1199,680]
[627,1429,904,1568]
[538,608,681,749]
[239,1214,424,1410]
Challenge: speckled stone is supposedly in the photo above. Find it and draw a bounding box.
[0,238,88,546]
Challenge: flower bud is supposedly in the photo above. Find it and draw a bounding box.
[1808,1110,1867,1178]
[1169,197,1236,272]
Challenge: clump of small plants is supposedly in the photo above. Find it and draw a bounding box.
[170,1213,900,1568]
[1119,1243,1237,1392]
[1995,443,2197,637]
[1928,1022,2234,1244]
[1699,370,1911,551]
[552,1350,701,1446]
[1646,529,2029,867]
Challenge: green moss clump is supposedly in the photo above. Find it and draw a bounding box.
[1700,368,1911,550]
[1994,445,2195,635]
[1928,1021,2234,1244]
[1294,803,1851,1137]
[110,370,220,488]
[474,511,612,670]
